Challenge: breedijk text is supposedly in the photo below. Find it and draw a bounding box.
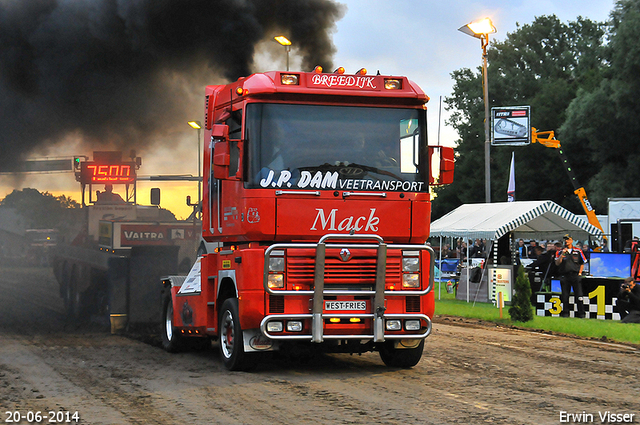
[310,74,376,89]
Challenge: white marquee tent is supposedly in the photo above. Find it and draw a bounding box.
[430,201,604,303]
[431,200,603,242]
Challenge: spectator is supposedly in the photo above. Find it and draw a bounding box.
[581,243,590,261]
[517,239,528,259]
[555,234,587,318]
[546,242,562,280]
[446,244,458,258]
[528,241,539,259]
[616,277,640,323]
[526,245,545,300]
[96,184,125,204]
[458,240,468,262]
[470,239,486,258]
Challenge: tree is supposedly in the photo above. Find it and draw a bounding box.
[0,188,83,237]
[434,15,607,219]
[561,0,640,211]
[509,265,534,322]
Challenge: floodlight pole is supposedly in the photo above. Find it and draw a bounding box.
[482,35,491,203]
[188,121,202,218]
[274,36,292,71]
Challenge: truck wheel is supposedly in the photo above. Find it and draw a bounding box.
[63,281,73,316]
[379,340,425,368]
[161,292,183,352]
[218,298,249,371]
[65,270,83,320]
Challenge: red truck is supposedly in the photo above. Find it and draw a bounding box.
[161,68,455,370]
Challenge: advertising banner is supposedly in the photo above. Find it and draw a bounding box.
[491,106,531,146]
[492,267,513,303]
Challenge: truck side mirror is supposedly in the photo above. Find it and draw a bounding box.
[150,188,161,205]
[211,124,230,180]
[439,146,455,185]
[428,146,455,185]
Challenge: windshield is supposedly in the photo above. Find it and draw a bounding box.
[246,103,427,192]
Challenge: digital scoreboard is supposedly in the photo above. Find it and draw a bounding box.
[78,162,137,184]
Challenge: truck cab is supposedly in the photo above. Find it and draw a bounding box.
[162,69,454,370]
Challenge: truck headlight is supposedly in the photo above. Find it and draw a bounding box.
[269,255,285,272]
[402,273,420,288]
[286,321,303,332]
[402,257,419,272]
[267,274,284,289]
[405,320,421,331]
[267,321,283,332]
[386,320,402,331]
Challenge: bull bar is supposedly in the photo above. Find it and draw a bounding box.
[261,233,435,343]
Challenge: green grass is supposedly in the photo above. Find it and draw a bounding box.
[432,281,640,346]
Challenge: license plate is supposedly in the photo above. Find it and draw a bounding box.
[324,301,367,311]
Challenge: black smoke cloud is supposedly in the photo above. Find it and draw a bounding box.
[0,0,345,167]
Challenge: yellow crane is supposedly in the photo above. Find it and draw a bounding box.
[531,128,607,251]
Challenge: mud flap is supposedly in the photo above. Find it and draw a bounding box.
[243,329,279,353]
[128,245,180,324]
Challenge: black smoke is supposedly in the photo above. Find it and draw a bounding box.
[0,0,345,167]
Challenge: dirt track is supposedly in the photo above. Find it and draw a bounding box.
[1,267,639,425]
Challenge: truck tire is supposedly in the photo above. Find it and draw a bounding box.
[65,268,83,321]
[218,298,250,371]
[161,292,183,352]
[196,242,207,257]
[378,340,425,368]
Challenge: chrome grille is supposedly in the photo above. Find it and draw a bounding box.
[286,248,401,287]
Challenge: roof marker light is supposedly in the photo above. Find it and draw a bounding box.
[280,74,299,85]
[384,79,402,90]
[314,65,323,73]
[355,68,367,75]
[333,67,345,74]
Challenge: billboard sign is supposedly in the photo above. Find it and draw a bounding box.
[491,106,531,146]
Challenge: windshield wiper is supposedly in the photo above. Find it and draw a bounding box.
[347,163,403,181]
[296,162,404,181]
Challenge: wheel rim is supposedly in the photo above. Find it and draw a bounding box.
[165,302,173,341]
[220,310,235,359]
[65,284,72,310]
[74,291,81,316]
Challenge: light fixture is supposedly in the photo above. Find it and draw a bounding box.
[458,18,496,39]
[458,17,496,203]
[274,36,292,71]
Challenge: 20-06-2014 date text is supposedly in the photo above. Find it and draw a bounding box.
[5,411,79,423]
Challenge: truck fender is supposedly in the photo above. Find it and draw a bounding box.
[217,270,238,299]
[161,275,187,290]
